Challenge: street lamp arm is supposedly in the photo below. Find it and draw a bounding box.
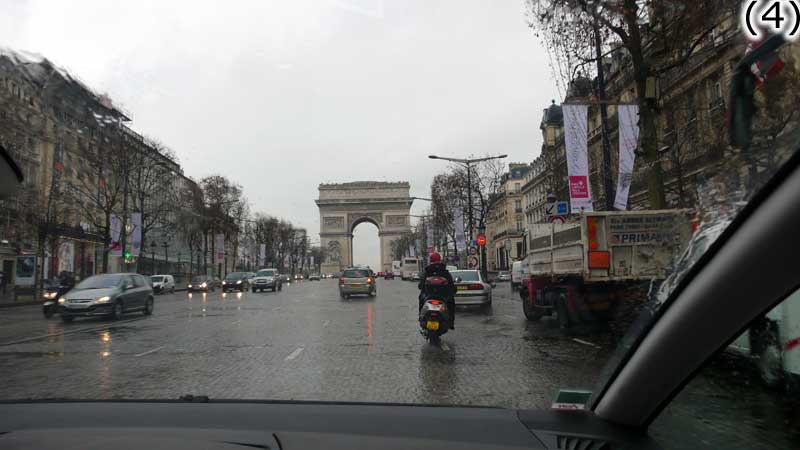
[427,155,470,164]
[466,154,508,164]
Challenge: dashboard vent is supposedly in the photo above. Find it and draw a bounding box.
[555,434,610,450]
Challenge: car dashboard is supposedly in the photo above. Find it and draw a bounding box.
[0,401,662,449]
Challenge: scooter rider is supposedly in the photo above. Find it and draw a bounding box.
[418,252,456,329]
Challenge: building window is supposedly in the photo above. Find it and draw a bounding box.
[515,199,522,212]
[516,218,523,232]
[514,183,521,194]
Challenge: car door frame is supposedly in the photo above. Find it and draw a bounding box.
[589,150,800,428]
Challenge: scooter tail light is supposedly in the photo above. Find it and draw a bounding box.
[338,277,344,284]
[428,300,442,305]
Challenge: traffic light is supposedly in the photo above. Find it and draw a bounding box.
[124,251,131,259]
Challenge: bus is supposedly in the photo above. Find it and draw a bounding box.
[401,257,420,280]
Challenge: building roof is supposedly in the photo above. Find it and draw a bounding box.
[540,100,563,128]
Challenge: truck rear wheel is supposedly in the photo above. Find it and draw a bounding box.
[520,288,543,321]
[556,295,571,329]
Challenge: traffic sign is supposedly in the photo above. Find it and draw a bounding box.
[545,201,569,218]
[550,216,565,224]
[476,234,487,246]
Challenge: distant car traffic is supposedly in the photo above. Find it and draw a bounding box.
[497,271,511,282]
[451,270,493,309]
[339,268,376,299]
[309,274,321,281]
[59,273,154,322]
[410,271,421,281]
[252,268,282,292]
[222,272,251,292]
[150,274,175,294]
[187,275,215,292]
[384,271,394,280]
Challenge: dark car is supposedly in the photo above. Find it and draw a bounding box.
[384,271,394,280]
[187,275,215,292]
[58,273,154,322]
[222,272,251,292]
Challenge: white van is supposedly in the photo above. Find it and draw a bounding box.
[150,274,175,294]
[728,288,800,389]
[401,257,420,280]
[510,260,527,291]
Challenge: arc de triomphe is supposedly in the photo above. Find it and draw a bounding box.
[317,181,412,274]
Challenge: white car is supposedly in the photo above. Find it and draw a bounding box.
[150,274,174,294]
[510,260,527,290]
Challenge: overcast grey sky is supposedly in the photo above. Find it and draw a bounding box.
[1,0,558,270]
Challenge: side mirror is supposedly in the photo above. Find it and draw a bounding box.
[124,284,134,291]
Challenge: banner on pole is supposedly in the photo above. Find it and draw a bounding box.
[58,241,75,273]
[310,255,314,268]
[563,104,594,213]
[130,212,142,257]
[614,105,639,210]
[110,214,122,256]
[453,207,466,252]
[215,233,225,264]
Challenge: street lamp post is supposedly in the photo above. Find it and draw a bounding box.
[150,241,157,275]
[428,154,507,277]
[162,241,170,275]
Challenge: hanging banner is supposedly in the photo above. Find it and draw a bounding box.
[408,246,416,257]
[57,241,75,274]
[310,255,314,268]
[215,233,225,264]
[109,214,122,256]
[614,105,640,210]
[259,244,266,266]
[453,207,467,252]
[426,223,434,252]
[563,104,594,213]
[130,212,142,257]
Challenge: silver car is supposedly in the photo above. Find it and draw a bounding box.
[338,268,376,299]
[451,270,493,308]
[59,273,154,323]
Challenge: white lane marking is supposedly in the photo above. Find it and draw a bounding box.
[231,320,241,325]
[273,306,282,311]
[440,343,450,352]
[285,347,304,361]
[572,338,599,348]
[322,320,330,327]
[135,345,165,357]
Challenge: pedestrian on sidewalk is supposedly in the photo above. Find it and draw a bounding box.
[0,271,6,295]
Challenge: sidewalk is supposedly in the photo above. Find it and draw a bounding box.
[0,289,39,308]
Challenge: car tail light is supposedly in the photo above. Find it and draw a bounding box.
[339,277,344,284]
[367,277,373,284]
[469,283,484,290]
[428,300,442,305]
[587,216,599,250]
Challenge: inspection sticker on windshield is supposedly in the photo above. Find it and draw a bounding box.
[551,389,592,411]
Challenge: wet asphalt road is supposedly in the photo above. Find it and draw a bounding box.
[0,279,796,449]
[0,279,611,406]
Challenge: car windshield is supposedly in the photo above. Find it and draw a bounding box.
[75,275,125,290]
[342,270,369,278]
[451,271,480,282]
[2,4,798,448]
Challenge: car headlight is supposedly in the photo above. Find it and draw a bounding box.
[43,292,57,299]
[236,280,242,284]
[201,282,207,288]
[95,296,111,304]
[58,297,66,304]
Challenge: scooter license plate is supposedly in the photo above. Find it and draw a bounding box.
[426,321,440,331]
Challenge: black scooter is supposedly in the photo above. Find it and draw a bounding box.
[42,280,73,318]
[419,276,452,344]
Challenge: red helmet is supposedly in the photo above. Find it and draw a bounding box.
[429,252,442,263]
